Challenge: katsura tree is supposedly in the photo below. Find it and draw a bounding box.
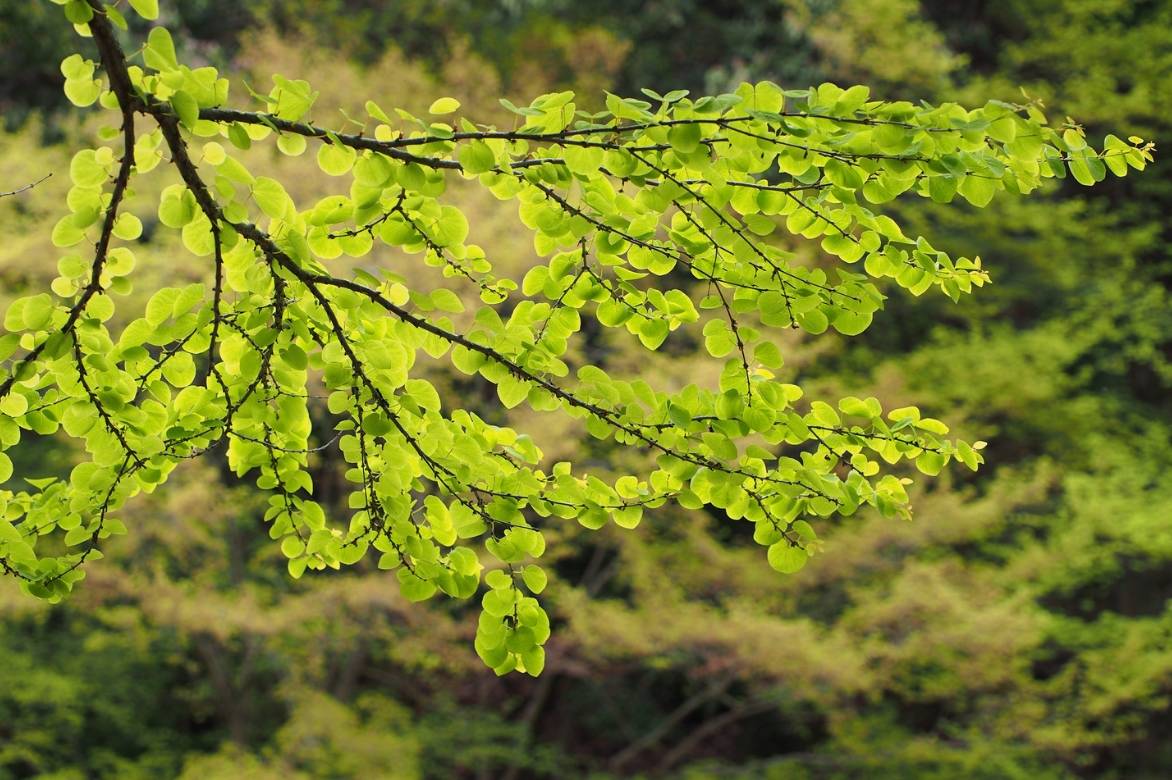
[0,0,1152,675]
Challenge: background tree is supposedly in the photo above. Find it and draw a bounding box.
[0,0,1167,777]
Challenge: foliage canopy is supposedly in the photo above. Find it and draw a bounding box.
[0,0,1152,674]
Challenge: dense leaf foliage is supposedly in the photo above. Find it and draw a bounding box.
[0,0,1152,676]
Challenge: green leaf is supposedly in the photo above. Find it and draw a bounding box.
[754,340,783,368]
[145,288,179,326]
[63,0,94,24]
[483,588,515,617]
[458,140,496,174]
[170,90,199,130]
[398,569,438,602]
[1067,151,1100,186]
[65,524,92,547]
[431,206,469,247]
[70,150,107,187]
[521,565,547,594]
[128,0,159,19]
[796,309,828,335]
[228,123,251,150]
[317,142,356,176]
[162,352,196,387]
[280,535,305,558]
[19,294,55,331]
[52,215,86,247]
[64,78,101,107]
[638,319,670,350]
[144,26,178,71]
[497,378,530,409]
[159,189,195,228]
[428,97,461,115]
[958,174,996,207]
[521,646,545,676]
[703,319,735,357]
[113,213,143,241]
[60,54,92,81]
[449,547,482,576]
[916,451,946,476]
[277,133,307,156]
[928,175,958,203]
[668,122,703,154]
[767,542,808,574]
[252,177,291,219]
[831,309,872,336]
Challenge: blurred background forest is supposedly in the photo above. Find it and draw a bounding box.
[1,0,1170,777]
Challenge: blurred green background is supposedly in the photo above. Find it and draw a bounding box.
[1,1,1170,777]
